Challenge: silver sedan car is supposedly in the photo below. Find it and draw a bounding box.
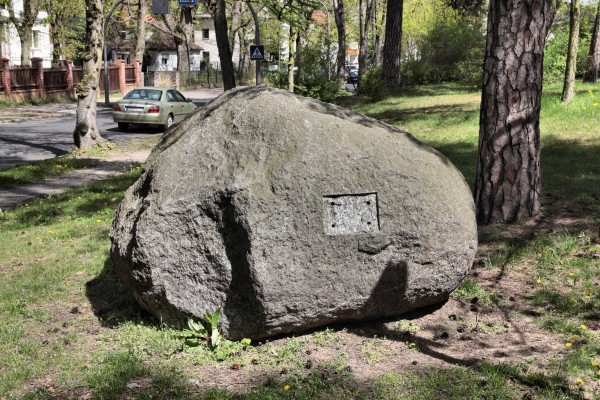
[112,87,197,131]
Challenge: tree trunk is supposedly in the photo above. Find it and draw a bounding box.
[73,0,105,150]
[373,5,385,65]
[333,0,346,78]
[583,1,600,83]
[288,26,297,92]
[8,0,42,66]
[358,0,372,87]
[229,1,243,52]
[475,0,556,224]
[176,6,194,81]
[214,0,236,90]
[381,0,403,87]
[134,0,147,66]
[562,0,580,102]
[50,21,62,67]
[19,34,33,66]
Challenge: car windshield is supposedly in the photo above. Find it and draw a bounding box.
[124,89,163,101]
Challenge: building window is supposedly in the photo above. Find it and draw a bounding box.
[32,30,40,48]
[202,29,209,40]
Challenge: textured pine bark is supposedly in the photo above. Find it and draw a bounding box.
[583,2,600,83]
[73,0,105,149]
[358,0,373,86]
[475,0,555,224]
[333,0,347,78]
[214,0,236,90]
[562,0,580,102]
[381,0,403,87]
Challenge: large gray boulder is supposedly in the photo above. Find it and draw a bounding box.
[110,86,477,340]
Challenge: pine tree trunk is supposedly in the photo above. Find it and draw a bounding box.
[583,1,600,82]
[214,0,236,90]
[381,0,403,87]
[475,0,555,224]
[358,0,372,85]
[73,0,105,150]
[562,0,580,102]
[358,0,375,92]
[333,0,346,78]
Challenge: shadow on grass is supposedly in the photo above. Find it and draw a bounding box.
[366,104,479,127]
[348,321,582,399]
[86,257,155,328]
[23,347,581,399]
[5,172,140,227]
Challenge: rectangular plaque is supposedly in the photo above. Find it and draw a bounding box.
[152,0,170,14]
[323,193,379,235]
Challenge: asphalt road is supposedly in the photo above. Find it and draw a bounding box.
[0,108,164,170]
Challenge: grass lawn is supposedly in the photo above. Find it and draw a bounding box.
[0,83,599,399]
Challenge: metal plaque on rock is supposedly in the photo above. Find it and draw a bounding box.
[323,193,379,235]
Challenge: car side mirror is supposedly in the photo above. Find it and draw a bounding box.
[187,98,192,102]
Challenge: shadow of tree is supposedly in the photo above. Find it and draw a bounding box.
[7,172,140,226]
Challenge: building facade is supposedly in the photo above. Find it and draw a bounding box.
[0,0,52,67]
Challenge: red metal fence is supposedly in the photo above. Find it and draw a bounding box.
[10,67,37,90]
[0,57,141,101]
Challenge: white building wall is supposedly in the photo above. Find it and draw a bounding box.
[194,14,240,69]
[148,51,178,72]
[0,0,52,67]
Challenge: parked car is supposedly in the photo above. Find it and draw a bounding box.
[112,87,197,131]
[346,65,359,83]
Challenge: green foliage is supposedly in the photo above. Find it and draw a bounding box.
[453,278,497,305]
[403,13,485,84]
[543,3,598,83]
[265,19,344,102]
[294,41,344,102]
[357,65,387,101]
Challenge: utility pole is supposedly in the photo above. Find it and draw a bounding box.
[246,0,261,85]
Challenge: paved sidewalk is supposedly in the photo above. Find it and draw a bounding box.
[0,86,224,124]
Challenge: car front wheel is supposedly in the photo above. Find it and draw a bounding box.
[118,122,129,131]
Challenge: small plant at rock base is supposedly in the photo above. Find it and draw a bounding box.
[179,309,251,361]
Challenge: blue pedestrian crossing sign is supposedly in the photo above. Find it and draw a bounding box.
[250,45,265,61]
